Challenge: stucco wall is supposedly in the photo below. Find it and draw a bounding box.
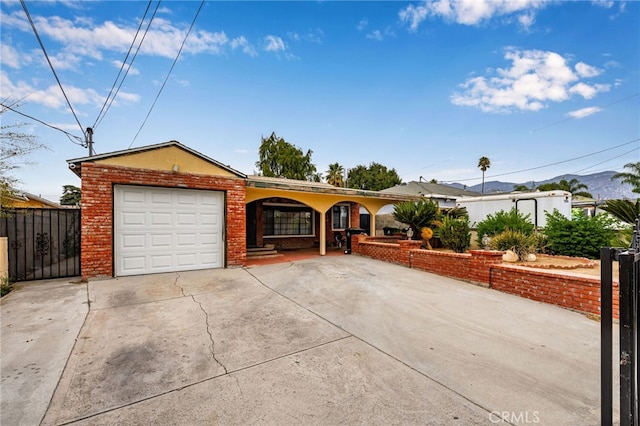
[80,163,246,279]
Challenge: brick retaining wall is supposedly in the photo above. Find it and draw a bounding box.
[353,234,618,318]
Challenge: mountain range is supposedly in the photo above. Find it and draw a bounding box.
[449,171,636,201]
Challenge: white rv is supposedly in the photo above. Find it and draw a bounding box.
[456,191,572,228]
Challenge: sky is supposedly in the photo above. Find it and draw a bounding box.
[1,0,639,203]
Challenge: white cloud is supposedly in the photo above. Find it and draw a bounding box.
[111,60,140,75]
[0,71,139,109]
[451,49,610,113]
[567,106,603,119]
[569,82,610,99]
[230,36,257,57]
[366,30,384,41]
[398,3,428,31]
[399,0,547,30]
[357,18,368,31]
[575,62,602,77]
[592,0,614,8]
[264,35,285,52]
[1,11,237,60]
[1,45,20,68]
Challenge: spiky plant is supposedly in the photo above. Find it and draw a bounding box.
[392,198,441,240]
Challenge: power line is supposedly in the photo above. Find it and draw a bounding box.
[531,93,640,133]
[20,0,86,140]
[442,138,639,183]
[129,0,205,148]
[93,0,160,129]
[572,147,639,174]
[1,102,85,146]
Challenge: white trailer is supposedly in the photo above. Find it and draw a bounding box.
[455,191,572,228]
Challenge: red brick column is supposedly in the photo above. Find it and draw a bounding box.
[399,240,422,267]
[468,250,504,285]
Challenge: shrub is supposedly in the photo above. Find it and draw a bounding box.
[474,208,535,246]
[490,229,540,260]
[1,276,13,297]
[543,209,617,259]
[439,216,471,253]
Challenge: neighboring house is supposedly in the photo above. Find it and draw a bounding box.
[67,141,415,279]
[381,181,481,209]
[3,192,62,209]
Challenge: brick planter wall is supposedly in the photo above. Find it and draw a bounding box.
[491,264,619,318]
[80,163,246,279]
[353,235,618,318]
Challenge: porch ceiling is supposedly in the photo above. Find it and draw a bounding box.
[246,176,418,215]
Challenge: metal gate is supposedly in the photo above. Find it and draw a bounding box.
[601,218,639,426]
[0,208,81,281]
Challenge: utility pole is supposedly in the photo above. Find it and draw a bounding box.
[86,127,94,157]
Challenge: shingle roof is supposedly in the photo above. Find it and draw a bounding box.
[381,181,481,198]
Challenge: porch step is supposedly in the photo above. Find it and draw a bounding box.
[247,245,280,259]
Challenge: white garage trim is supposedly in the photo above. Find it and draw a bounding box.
[114,185,224,276]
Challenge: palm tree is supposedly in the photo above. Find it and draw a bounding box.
[600,199,640,225]
[325,163,345,187]
[477,156,491,194]
[536,178,592,198]
[612,162,640,194]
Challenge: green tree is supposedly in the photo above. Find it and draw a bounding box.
[478,156,491,194]
[392,198,441,239]
[612,162,640,194]
[255,132,317,181]
[1,103,46,209]
[346,162,402,191]
[60,185,81,206]
[536,178,592,198]
[513,184,532,192]
[325,163,345,187]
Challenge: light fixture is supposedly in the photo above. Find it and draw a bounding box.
[172,164,179,172]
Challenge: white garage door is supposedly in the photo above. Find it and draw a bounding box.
[114,185,224,276]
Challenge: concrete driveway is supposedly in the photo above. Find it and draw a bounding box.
[2,255,610,425]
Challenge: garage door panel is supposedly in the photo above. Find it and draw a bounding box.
[123,190,146,203]
[115,186,224,276]
[200,213,219,226]
[177,213,197,226]
[150,234,172,247]
[151,192,172,204]
[122,234,145,248]
[150,212,173,226]
[122,212,145,226]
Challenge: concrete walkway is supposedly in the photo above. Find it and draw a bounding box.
[1,278,88,426]
[1,256,614,425]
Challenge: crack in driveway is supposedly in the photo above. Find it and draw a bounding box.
[173,274,228,374]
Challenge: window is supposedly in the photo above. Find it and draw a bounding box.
[332,204,350,230]
[263,204,313,236]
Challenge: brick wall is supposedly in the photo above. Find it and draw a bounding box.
[491,265,618,318]
[353,235,619,318]
[80,163,246,279]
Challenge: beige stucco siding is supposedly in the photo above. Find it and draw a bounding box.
[94,145,237,177]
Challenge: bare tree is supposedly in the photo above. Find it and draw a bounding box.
[1,101,46,207]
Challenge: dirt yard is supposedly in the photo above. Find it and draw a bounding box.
[511,254,618,280]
